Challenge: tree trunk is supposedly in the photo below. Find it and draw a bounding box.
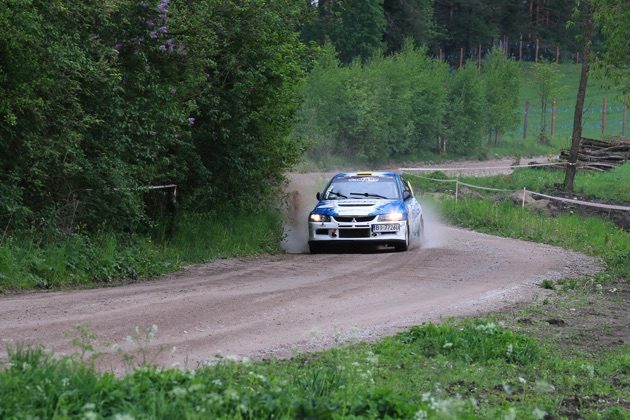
[564,7,593,192]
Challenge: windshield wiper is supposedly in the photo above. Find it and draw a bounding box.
[350,192,388,199]
[328,190,348,199]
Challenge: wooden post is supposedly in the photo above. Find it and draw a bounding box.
[551,99,557,139]
[576,51,580,64]
[522,188,527,208]
[439,48,443,61]
[459,47,463,69]
[623,96,628,138]
[505,36,509,56]
[556,45,560,63]
[523,100,530,140]
[602,96,607,136]
[535,38,539,62]
[455,175,460,202]
[477,44,481,71]
[519,35,523,61]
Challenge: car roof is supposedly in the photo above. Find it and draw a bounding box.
[333,171,399,179]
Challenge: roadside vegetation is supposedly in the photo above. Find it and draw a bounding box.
[0,211,281,292]
[2,316,627,418]
[411,163,630,203]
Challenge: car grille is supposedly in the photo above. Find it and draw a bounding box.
[338,228,371,238]
[333,215,375,223]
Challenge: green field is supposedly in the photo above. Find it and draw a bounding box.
[409,163,630,203]
[498,63,626,155]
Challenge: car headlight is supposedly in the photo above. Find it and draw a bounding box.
[309,213,331,222]
[378,212,404,222]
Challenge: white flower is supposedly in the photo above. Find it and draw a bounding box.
[443,342,453,349]
[532,408,547,419]
[518,377,527,384]
[82,412,98,420]
[169,387,187,396]
[415,409,428,420]
[113,414,135,420]
[503,407,517,420]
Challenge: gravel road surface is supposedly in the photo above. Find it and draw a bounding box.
[0,224,599,371]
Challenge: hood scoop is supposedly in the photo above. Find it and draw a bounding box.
[338,202,376,207]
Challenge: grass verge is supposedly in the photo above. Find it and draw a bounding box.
[0,211,282,292]
[409,164,630,204]
[1,317,627,419]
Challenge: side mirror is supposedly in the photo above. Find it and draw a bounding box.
[403,191,412,200]
[316,192,322,201]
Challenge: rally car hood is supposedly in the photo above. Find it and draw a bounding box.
[313,199,405,217]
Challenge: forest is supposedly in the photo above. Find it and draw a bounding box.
[0,0,627,240]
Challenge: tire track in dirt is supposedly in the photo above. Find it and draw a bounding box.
[0,224,600,372]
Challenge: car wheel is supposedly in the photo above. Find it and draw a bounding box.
[418,216,425,247]
[395,222,410,252]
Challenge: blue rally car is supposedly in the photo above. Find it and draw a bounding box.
[308,171,424,253]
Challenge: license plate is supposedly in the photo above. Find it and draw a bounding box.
[372,223,400,232]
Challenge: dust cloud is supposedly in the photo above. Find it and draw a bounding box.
[281,172,450,253]
[418,199,450,249]
[281,172,331,253]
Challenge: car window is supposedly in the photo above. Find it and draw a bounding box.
[324,176,400,200]
[402,178,413,199]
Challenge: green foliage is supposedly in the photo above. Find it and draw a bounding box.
[482,47,521,144]
[435,198,630,278]
[0,210,282,291]
[1,322,628,418]
[0,0,306,233]
[402,321,540,364]
[592,0,630,93]
[302,0,386,63]
[445,64,486,155]
[296,42,449,163]
[533,62,562,144]
[383,0,434,54]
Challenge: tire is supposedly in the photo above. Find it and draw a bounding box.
[394,222,410,252]
[417,216,425,248]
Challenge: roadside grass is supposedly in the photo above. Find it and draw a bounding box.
[434,198,629,278]
[0,211,282,292]
[1,320,628,419]
[409,163,630,203]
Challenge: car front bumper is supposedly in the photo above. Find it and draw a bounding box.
[308,218,407,244]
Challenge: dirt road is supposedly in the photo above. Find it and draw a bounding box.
[0,224,599,371]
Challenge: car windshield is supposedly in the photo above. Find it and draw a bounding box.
[324,176,400,200]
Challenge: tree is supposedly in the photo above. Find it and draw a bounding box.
[302,0,386,63]
[564,0,628,191]
[444,64,486,155]
[533,62,561,144]
[592,0,629,93]
[383,0,434,53]
[482,47,521,145]
[563,2,593,192]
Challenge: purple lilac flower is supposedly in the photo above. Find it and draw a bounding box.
[157,0,170,14]
[146,19,155,27]
[113,43,122,51]
[159,45,167,51]
[170,87,177,94]
[158,25,168,34]
[150,31,158,39]
[187,117,195,126]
